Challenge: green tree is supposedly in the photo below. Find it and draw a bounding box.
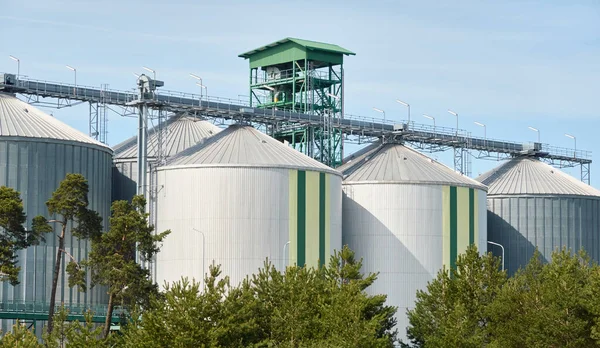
[0,186,51,285]
[121,246,397,347]
[70,196,170,338]
[119,267,232,348]
[0,320,43,348]
[37,173,103,334]
[405,245,506,348]
[488,248,596,347]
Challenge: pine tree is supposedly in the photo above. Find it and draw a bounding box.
[38,173,103,334]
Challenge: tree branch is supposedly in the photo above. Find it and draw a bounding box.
[59,249,80,269]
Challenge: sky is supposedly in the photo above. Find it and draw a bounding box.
[1,0,599,186]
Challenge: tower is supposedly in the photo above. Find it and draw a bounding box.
[239,38,355,167]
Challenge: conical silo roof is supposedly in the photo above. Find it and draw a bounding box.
[0,92,108,149]
[113,113,221,160]
[339,142,486,190]
[163,124,340,176]
[476,156,600,197]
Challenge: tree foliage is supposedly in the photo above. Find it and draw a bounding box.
[0,320,43,347]
[39,173,103,334]
[120,245,397,347]
[404,245,506,347]
[70,195,170,338]
[488,248,596,348]
[405,246,600,348]
[0,186,50,285]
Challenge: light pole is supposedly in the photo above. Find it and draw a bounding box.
[487,241,505,271]
[142,66,156,81]
[373,107,385,123]
[190,73,204,103]
[474,121,486,142]
[9,56,20,77]
[282,241,290,269]
[423,114,435,131]
[528,126,540,143]
[65,65,76,96]
[396,99,410,124]
[191,228,206,287]
[196,82,207,102]
[565,133,576,158]
[448,109,458,135]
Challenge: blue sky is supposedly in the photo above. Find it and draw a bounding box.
[1,0,598,186]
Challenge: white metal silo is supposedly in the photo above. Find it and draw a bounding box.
[339,142,488,342]
[477,156,600,275]
[0,92,113,332]
[155,124,342,287]
[112,113,220,201]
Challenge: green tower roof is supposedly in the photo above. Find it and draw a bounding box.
[239,37,355,57]
[239,38,355,68]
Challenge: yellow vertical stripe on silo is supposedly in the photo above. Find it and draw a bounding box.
[325,174,331,264]
[456,187,470,257]
[305,171,320,268]
[442,186,450,269]
[288,170,298,265]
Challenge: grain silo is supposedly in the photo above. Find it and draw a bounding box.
[339,141,488,341]
[112,113,220,201]
[155,124,342,287]
[0,92,112,331]
[477,156,600,275]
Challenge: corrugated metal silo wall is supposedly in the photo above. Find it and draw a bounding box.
[155,167,342,288]
[342,183,487,342]
[487,196,600,276]
[112,160,138,202]
[0,139,112,333]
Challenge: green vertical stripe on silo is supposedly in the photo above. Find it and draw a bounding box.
[288,170,298,265]
[469,188,475,245]
[297,170,306,267]
[450,186,458,270]
[319,172,326,267]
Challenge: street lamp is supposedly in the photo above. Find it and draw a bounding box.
[565,133,576,158]
[423,114,436,131]
[282,241,290,269]
[190,73,204,101]
[191,228,206,287]
[196,82,207,100]
[373,107,386,122]
[9,56,20,77]
[142,66,156,81]
[448,109,458,135]
[487,241,505,271]
[65,65,77,96]
[396,99,410,124]
[528,126,540,143]
[474,121,486,141]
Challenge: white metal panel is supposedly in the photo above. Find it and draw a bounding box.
[477,157,600,197]
[339,143,487,190]
[329,175,343,256]
[113,115,221,159]
[156,167,291,287]
[165,125,340,176]
[0,93,108,148]
[478,190,488,252]
[342,183,444,342]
